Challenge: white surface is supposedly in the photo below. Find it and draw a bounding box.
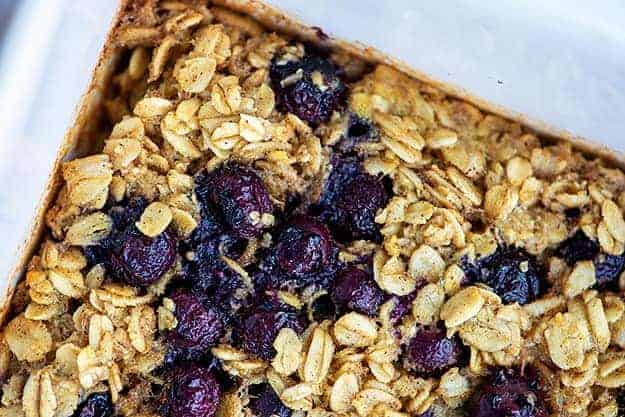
[0,1,624,281]
[0,0,117,279]
[268,0,625,150]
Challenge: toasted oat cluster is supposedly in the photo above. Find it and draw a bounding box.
[2,2,625,417]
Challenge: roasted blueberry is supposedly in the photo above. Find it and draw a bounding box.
[332,267,384,316]
[259,215,338,290]
[555,230,600,265]
[164,364,221,417]
[71,392,113,417]
[389,291,419,325]
[168,289,224,358]
[275,216,334,276]
[218,232,248,259]
[333,175,390,242]
[195,164,273,239]
[469,367,549,417]
[109,230,177,286]
[462,246,543,305]
[555,230,625,288]
[85,198,177,287]
[182,238,240,292]
[316,156,391,243]
[595,253,625,288]
[336,114,378,152]
[403,326,466,377]
[269,53,346,126]
[248,384,291,417]
[236,302,306,360]
[310,294,337,321]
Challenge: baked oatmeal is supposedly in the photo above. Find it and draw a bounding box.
[2,2,625,417]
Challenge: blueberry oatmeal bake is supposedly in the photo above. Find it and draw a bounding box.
[3,2,625,417]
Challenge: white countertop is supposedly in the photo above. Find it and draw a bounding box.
[0,0,624,281]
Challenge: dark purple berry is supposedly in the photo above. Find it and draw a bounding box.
[71,392,113,417]
[183,238,242,293]
[336,114,378,152]
[275,216,334,276]
[109,197,148,229]
[469,367,549,417]
[415,409,435,417]
[168,289,224,358]
[310,294,337,321]
[332,267,384,316]
[165,364,221,417]
[236,298,306,361]
[389,291,419,325]
[317,156,391,243]
[333,176,389,241]
[269,53,346,126]
[248,384,291,417]
[195,164,273,239]
[218,233,247,259]
[85,198,177,287]
[462,246,543,305]
[554,230,625,289]
[555,230,600,265]
[110,230,176,286]
[594,253,625,288]
[402,326,466,377]
[258,215,339,290]
[238,308,305,361]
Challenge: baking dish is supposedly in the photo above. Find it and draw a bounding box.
[2,2,625,417]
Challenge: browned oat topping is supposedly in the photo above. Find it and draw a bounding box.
[2,2,625,417]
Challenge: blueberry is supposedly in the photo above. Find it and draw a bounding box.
[594,253,625,288]
[85,198,177,287]
[310,294,337,321]
[336,114,378,152]
[179,206,250,319]
[331,267,384,316]
[164,364,221,417]
[239,310,305,361]
[182,238,240,293]
[218,233,247,259]
[555,231,625,289]
[109,230,177,286]
[71,393,113,417]
[167,289,224,359]
[316,156,391,243]
[462,246,543,305]
[275,216,334,276]
[389,292,419,325]
[402,326,466,377]
[259,215,339,290]
[269,53,347,126]
[236,301,306,360]
[555,231,600,265]
[248,384,291,417]
[469,367,549,417]
[195,164,273,239]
